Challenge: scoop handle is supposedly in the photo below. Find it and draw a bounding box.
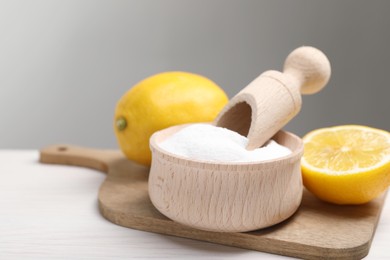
[283,46,331,95]
[214,46,331,150]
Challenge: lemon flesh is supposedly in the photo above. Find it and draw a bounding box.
[114,71,228,166]
[301,125,390,205]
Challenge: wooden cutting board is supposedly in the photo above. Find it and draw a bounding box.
[39,144,388,259]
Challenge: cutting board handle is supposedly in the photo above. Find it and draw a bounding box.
[39,144,123,174]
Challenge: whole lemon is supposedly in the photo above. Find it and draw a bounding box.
[114,71,229,166]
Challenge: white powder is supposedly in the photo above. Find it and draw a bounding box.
[158,124,291,162]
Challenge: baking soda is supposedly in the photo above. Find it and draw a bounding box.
[158,124,291,162]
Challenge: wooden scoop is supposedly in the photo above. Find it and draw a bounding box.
[214,46,331,150]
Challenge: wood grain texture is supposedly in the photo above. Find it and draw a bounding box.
[149,125,303,232]
[39,144,388,260]
[214,46,331,149]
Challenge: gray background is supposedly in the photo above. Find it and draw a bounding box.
[1,0,389,149]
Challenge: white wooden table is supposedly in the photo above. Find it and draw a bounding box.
[0,150,389,259]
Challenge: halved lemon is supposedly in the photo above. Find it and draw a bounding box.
[301,125,390,204]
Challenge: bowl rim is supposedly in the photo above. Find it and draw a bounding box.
[149,123,303,170]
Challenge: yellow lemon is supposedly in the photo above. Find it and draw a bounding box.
[301,125,390,205]
[114,71,229,166]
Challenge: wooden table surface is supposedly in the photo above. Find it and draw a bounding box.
[0,150,389,259]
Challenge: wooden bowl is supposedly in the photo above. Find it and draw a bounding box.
[148,124,304,232]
